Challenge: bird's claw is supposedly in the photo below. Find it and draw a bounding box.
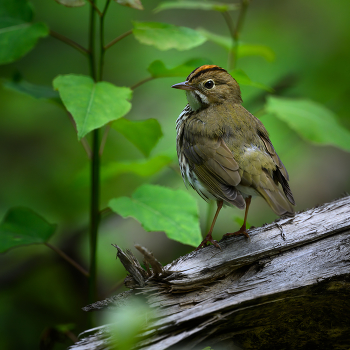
[195,237,221,251]
[224,228,250,239]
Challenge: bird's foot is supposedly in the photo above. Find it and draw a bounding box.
[224,226,250,239]
[195,234,221,251]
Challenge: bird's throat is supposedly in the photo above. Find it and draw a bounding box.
[186,90,207,111]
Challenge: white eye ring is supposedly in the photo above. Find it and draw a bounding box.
[204,80,215,89]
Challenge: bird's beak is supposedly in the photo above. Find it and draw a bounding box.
[171,81,195,91]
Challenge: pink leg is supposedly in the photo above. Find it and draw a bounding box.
[223,196,251,239]
[196,200,223,250]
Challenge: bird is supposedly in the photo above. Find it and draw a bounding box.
[172,65,295,250]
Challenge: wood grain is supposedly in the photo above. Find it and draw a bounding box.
[70,196,350,350]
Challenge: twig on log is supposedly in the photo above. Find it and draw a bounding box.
[135,244,163,276]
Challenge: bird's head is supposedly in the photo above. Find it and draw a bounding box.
[172,65,242,111]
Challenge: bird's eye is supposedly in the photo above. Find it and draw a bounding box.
[204,80,215,89]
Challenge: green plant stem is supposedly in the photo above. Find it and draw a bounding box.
[222,0,250,71]
[89,129,100,304]
[221,11,235,71]
[104,29,133,50]
[88,0,99,306]
[131,76,154,90]
[98,0,111,81]
[45,243,89,277]
[50,30,89,55]
[89,3,97,81]
[234,0,250,41]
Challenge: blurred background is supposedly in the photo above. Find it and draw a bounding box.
[0,0,350,348]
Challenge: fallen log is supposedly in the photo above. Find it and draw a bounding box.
[70,196,350,350]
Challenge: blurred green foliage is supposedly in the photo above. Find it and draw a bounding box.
[105,298,151,350]
[0,0,350,349]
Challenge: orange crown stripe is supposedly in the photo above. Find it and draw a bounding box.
[187,65,227,82]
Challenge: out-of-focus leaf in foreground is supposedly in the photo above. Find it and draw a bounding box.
[106,298,150,350]
[109,184,202,247]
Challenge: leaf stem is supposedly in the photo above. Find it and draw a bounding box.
[130,76,154,90]
[81,137,92,159]
[100,207,112,217]
[50,30,89,55]
[86,0,103,16]
[99,124,111,156]
[45,242,89,277]
[104,29,133,50]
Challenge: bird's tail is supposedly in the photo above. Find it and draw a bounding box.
[257,183,295,217]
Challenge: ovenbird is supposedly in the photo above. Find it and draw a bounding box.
[172,65,295,250]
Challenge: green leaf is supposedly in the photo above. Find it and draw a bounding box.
[0,207,56,253]
[53,74,132,140]
[197,28,231,49]
[2,77,60,102]
[154,1,239,13]
[238,44,275,62]
[132,21,206,51]
[259,113,300,156]
[109,184,202,247]
[230,69,273,92]
[102,155,172,181]
[76,155,173,186]
[265,96,350,151]
[148,58,211,79]
[112,118,162,157]
[54,0,86,7]
[116,0,143,10]
[0,0,49,65]
[198,28,275,61]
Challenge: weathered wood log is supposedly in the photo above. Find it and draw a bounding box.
[70,196,350,350]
